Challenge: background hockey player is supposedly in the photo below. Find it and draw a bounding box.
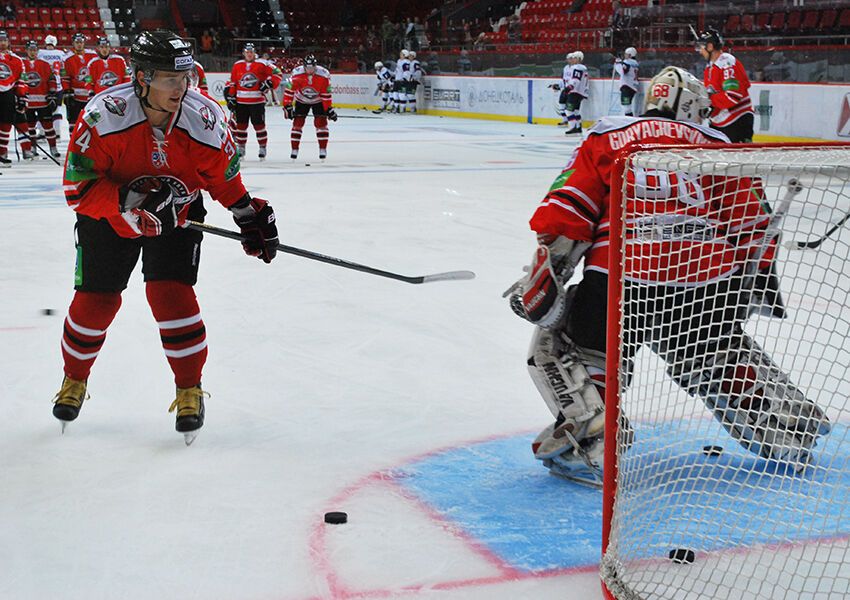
[408,51,422,113]
[506,66,829,485]
[61,33,96,129]
[88,37,129,95]
[0,30,30,166]
[697,28,755,143]
[38,35,66,139]
[52,30,279,445]
[560,51,588,134]
[282,54,335,160]
[22,40,60,159]
[224,42,282,160]
[392,49,411,113]
[373,60,393,113]
[614,47,639,116]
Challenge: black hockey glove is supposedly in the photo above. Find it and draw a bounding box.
[259,79,273,93]
[15,95,27,113]
[327,107,338,121]
[46,91,58,112]
[119,180,177,237]
[229,195,278,263]
[63,94,73,108]
[283,104,294,119]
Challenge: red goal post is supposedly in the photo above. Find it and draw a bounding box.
[601,142,850,600]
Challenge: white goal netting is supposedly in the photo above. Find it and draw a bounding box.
[601,145,850,600]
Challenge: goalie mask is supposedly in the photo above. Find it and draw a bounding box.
[645,66,710,124]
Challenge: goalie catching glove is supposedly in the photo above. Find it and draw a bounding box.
[229,195,279,263]
[504,236,588,329]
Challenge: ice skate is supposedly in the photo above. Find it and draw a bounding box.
[169,385,208,446]
[543,435,604,488]
[319,148,327,161]
[22,149,36,160]
[258,146,267,161]
[52,376,89,433]
[0,155,10,167]
[565,126,582,135]
[237,146,245,158]
[290,148,298,160]
[50,147,61,159]
[372,107,385,114]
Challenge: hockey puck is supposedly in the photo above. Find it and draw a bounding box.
[702,445,723,457]
[42,308,54,316]
[324,511,347,524]
[305,163,311,167]
[669,548,695,564]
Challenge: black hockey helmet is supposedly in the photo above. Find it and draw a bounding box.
[130,30,193,74]
[243,42,256,53]
[697,28,723,49]
[97,37,110,47]
[72,33,86,43]
[25,39,38,50]
[0,30,8,41]
[303,54,317,66]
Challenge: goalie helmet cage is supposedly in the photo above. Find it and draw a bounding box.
[601,142,850,600]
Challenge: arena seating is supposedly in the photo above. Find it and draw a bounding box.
[0,0,106,49]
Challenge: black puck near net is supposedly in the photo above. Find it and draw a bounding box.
[702,445,724,457]
[669,548,695,564]
[42,309,54,316]
[324,511,348,524]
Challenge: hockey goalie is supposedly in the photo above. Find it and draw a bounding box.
[506,66,831,486]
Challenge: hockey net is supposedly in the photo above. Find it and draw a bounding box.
[601,144,850,600]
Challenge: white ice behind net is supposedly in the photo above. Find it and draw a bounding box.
[601,147,850,600]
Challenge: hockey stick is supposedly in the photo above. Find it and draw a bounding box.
[784,209,850,250]
[186,220,476,284]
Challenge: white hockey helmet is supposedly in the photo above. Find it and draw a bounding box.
[374,61,383,70]
[400,49,410,58]
[645,66,711,124]
[624,47,637,58]
[44,34,58,47]
[408,51,416,59]
[572,50,584,62]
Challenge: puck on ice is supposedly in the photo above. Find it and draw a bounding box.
[42,309,54,316]
[669,548,695,564]
[324,511,347,524]
[305,163,311,166]
[702,445,723,457]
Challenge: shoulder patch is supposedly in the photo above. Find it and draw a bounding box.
[178,90,230,149]
[714,53,736,69]
[292,65,305,76]
[316,66,330,78]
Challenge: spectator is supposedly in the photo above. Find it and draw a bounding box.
[763,52,791,82]
[381,16,395,52]
[473,31,487,51]
[405,18,417,50]
[414,17,427,50]
[507,15,521,43]
[457,49,472,74]
[200,30,214,54]
[2,3,15,20]
[463,20,473,49]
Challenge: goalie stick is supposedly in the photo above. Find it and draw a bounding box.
[186,220,476,284]
[784,209,850,250]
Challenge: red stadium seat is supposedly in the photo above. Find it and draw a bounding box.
[769,12,785,30]
[840,8,850,29]
[819,9,837,30]
[725,14,741,33]
[787,11,802,30]
[801,10,820,30]
[741,14,755,33]
[755,13,770,31]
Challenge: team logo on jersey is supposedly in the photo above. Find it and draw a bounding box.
[127,175,194,205]
[837,94,850,137]
[99,70,120,89]
[239,72,259,89]
[198,105,216,131]
[26,71,43,88]
[151,149,168,169]
[300,86,319,101]
[103,95,126,116]
[0,63,12,81]
[78,66,89,81]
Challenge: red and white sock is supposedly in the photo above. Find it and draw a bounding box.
[146,281,207,388]
[61,291,122,381]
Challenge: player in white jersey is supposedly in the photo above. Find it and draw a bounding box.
[614,47,639,116]
[563,51,588,134]
[407,51,422,113]
[37,35,66,138]
[554,55,574,126]
[392,49,411,113]
[373,61,393,113]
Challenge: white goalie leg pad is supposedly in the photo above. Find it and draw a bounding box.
[527,327,607,460]
[664,327,831,470]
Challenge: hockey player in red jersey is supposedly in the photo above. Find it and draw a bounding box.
[224,43,282,160]
[61,33,97,128]
[22,40,60,158]
[506,66,829,485]
[282,54,336,160]
[697,28,754,143]
[38,35,66,139]
[0,30,30,166]
[52,30,279,445]
[88,37,130,95]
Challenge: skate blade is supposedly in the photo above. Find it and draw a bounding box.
[182,431,199,446]
[60,421,68,434]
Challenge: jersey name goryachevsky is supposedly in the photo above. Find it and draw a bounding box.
[63,84,246,238]
[530,116,775,285]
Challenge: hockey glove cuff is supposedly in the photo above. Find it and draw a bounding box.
[230,195,278,263]
[119,182,177,237]
[15,95,26,113]
[283,105,295,119]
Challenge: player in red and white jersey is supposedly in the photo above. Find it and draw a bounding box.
[61,33,97,128]
[22,40,60,158]
[697,28,754,143]
[224,43,282,160]
[38,35,67,138]
[52,30,279,444]
[189,60,208,93]
[88,37,129,95]
[0,30,31,166]
[282,54,336,160]
[506,66,828,485]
